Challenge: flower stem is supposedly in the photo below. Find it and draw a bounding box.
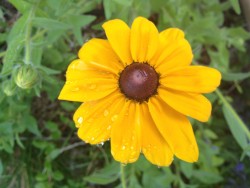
[120,164,127,188]
[24,2,39,65]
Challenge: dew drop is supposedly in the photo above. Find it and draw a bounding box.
[77,117,83,124]
[91,137,95,141]
[107,125,111,130]
[111,115,118,122]
[122,145,126,150]
[89,84,96,89]
[103,110,109,117]
[97,142,104,147]
[71,87,80,92]
[157,166,161,169]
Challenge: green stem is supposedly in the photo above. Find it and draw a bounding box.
[215,89,250,139]
[24,4,37,65]
[120,164,127,188]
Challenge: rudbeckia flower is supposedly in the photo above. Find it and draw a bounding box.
[58,17,221,166]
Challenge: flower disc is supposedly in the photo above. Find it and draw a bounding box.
[119,63,159,102]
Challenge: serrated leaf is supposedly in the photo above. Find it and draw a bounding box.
[222,72,250,81]
[32,17,71,30]
[84,162,120,185]
[180,162,193,178]
[193,170,223,184]
[229,0,241,14]
[222,103,250,155]
[66,15,96,45]
[39,65,61,75]
[8,0,32,14]
[103,0,114,19]
[1,12,28,75]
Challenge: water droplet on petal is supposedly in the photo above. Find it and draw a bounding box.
[97,142,104,147]
[107,125,111,130]
[71,87,80,92]
[89,84,96,89]
[77,117,83,124]
[91,137,95,141]
[157,166,161,169]
[111,115,118,122]
[122,145,126,150]
[104,110,109,117]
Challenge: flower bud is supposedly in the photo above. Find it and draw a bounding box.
[2,80,16,96]
[14,65,39,89]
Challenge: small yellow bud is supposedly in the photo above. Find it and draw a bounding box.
[14,65,39,89]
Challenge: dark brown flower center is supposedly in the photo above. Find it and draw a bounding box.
[119,62,159,102]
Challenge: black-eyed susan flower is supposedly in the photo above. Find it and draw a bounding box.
[58,17,221,166]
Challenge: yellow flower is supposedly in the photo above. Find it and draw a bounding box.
[58,17,221,166]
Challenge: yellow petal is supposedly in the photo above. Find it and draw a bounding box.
[111,102,141,164]
[130,17,159,63]
[151,29,193,74]
[58,60,118,102]
[160,66,221,93]
[160,28,185,41]
[65,59,118,81]
[148,97,199,163]
[75,91,125,144]
[102,19,132,65]
[140,103,174,166]
[158,87,212,122]
[78,38,123,74]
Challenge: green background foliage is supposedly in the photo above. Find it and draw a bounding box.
[0,0,250,187]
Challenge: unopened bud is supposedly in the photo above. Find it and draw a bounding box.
[2,80,16,96]
[14,65,39,89]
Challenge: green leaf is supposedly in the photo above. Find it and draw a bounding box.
[229,0,241,14]
[43,48,63,64]
[222,103,250,155]
[26,116,41,137]
[8,0,32,14]
[0,33,7,43]
[180,162,193,178]
[0,7,4,21]
[66,15,96,45]
[15,133,25,149]
[47,148,62,160]
[84,162,120,185]
[193,170,223,184]
[222,72,250,81]
[103,0,114,19]
[32,17,71,30]
[0,159,3,175]
[204,129,218,139]
[53,170,64,181]
[1,12,28,75]
[38,65,60,75]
